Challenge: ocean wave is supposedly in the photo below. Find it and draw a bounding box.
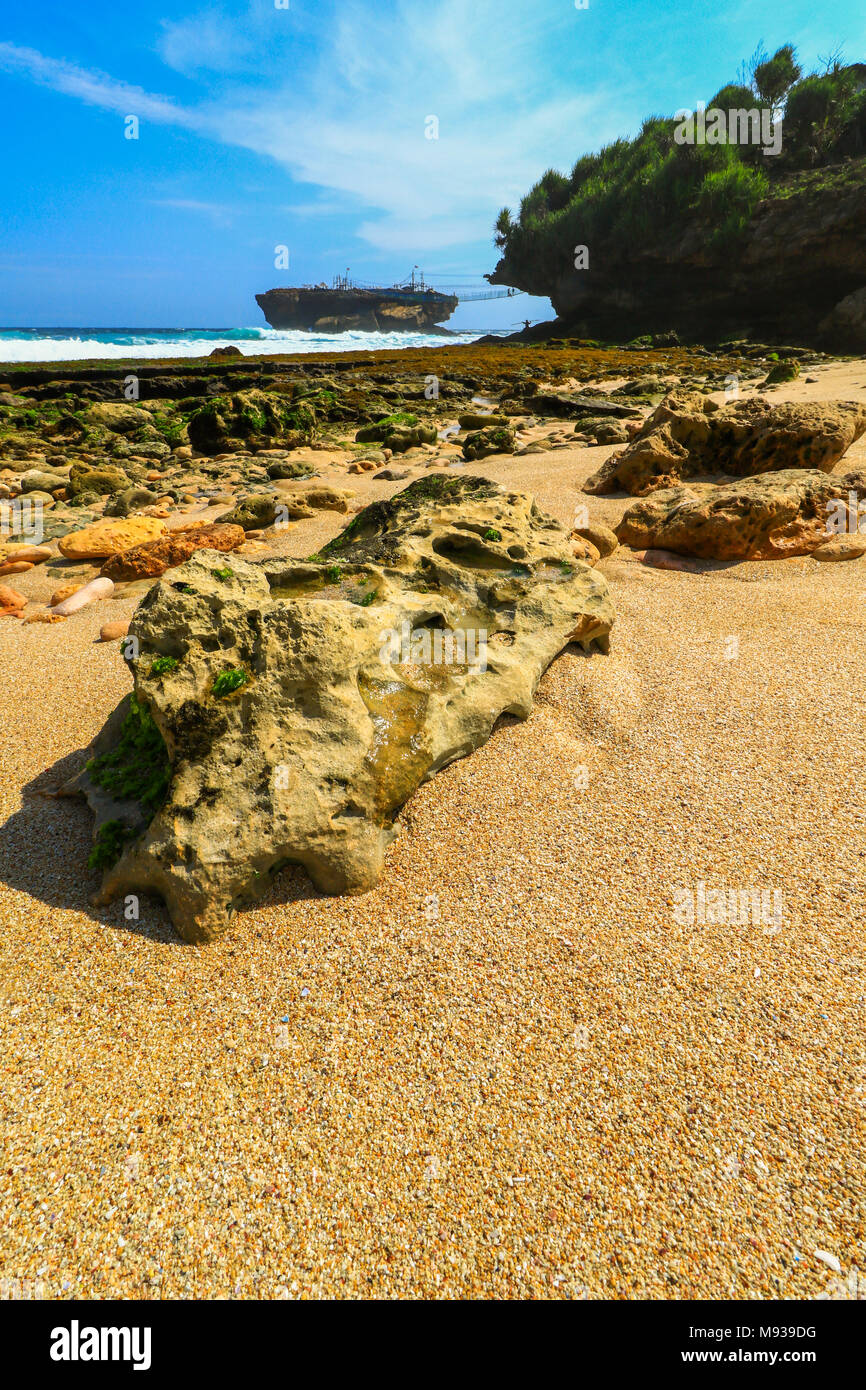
[0,327,483,363]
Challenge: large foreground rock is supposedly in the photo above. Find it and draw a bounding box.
[585,394,866,496]
[65,476,614,942]
[616,466,866,560]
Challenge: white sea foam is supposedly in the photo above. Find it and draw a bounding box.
[0,327,483,363]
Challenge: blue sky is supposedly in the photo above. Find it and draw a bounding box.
[1,0,863,330]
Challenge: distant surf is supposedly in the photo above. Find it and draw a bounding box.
[0,326,486,363]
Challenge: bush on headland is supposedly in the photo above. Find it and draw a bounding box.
[493,46,866,270]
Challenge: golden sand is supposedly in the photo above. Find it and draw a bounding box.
[0,363,863,1299]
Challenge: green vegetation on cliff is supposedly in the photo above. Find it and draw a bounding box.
[494,47,866,269]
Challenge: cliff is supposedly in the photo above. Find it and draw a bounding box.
[488,162,866,348]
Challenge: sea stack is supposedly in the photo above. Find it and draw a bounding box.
[256,283,458,333]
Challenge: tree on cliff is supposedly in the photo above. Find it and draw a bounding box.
[754,44,802,107]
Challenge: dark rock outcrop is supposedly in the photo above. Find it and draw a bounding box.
[256,286,458,333]
[489,162,866,350]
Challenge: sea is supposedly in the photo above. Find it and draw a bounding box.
[0,326,488,364]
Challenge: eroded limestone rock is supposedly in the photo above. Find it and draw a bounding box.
[58,517,166,560]
[66,475,614,942]
[615,466,866,560]
[86,402,155,434]
[584,394,866,496]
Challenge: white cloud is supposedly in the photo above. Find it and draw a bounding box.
[0,42,192,125]
[0,2,634,253]
[282,199,353,218]
[157,10,255,75]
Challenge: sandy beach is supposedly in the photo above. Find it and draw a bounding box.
[0,357,863,1301]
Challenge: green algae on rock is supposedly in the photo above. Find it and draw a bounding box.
[764,359,801,385]
[211,668,249,698]
[85,694,171,816]
[64,693,173,872]
[187,389,315,454]
[462,426,516,460]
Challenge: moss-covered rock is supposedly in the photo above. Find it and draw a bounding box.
[383,426,438,453]
[320,473,500,563]
[216,493,281,530]
[68,478,614,940]
[19,489,56,508]
[103,486,158,517]
[111,434,171,460]
[187,389,315,454]
[18,469,67,494]
[86,693,171,813]
[77,692,172,870]
[458,413,509,430]
[764,359,801,385]
[462,426,516,460]
[69,463,131,497]
[354,408,425,442]
[266,459,315,480]
[86,402,155,434]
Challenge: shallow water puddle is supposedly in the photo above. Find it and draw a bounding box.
[268,569,378,606]
[357,673,432,819]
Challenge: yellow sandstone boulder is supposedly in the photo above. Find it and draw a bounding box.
[58,517,166,561]
[0,544,53,565]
